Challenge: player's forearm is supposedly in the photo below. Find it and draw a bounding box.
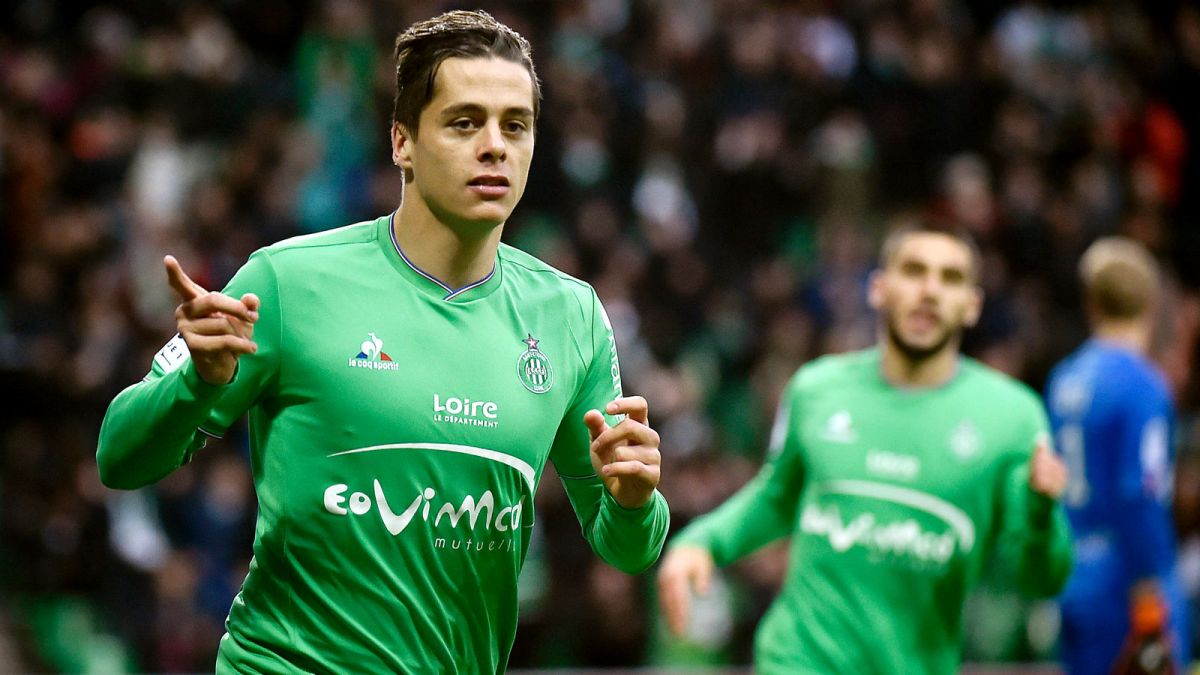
[97,362,223,489]
[563,478,669,574]
[587,488,670,574]
[1013,491,1074,597]
[671,472,794,566]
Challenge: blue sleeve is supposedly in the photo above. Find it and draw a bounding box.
[1113,384,1176,580]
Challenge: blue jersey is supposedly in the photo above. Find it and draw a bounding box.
[1045,339,1185,674]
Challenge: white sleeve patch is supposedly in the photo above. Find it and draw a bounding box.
[1141,417,1171,501]
[153,334,191,374]
[767,401,791,459]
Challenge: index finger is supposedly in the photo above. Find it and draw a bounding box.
[605,395,649,426]
[590,419,659,454]
[164,255,207,301]
[583,409,610,443]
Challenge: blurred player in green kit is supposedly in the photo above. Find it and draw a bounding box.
[658,224,1073,674]
[97,10,668,673]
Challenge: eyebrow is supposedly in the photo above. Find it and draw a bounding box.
[439,103,535,119]
[897,257,971,279]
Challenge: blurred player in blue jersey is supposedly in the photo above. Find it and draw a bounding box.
[1046,237,1189,674]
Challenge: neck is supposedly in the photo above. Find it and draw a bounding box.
[393,191,503,290]
[879,335,960,388]
[1092,318,1150,355]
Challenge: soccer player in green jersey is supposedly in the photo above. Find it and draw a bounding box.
[657,225,1073,674]
[97,10,669,673]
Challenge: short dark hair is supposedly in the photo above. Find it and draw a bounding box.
[391,10,541,138]
[878,221,983,282]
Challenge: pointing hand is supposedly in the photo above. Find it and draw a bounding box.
[164,255,259,385]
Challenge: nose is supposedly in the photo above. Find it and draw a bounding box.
[919,273,943,299]
[477,121,506,163]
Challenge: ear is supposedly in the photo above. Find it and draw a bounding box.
[867,269,886,312]
[391,123,414,170]
[962,286,984,328]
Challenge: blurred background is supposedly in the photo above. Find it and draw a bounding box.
[2,0,1199,671]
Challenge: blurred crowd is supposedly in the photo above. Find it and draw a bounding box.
[2,0,1200,671]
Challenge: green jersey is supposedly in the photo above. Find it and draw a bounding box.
[673,349,1072,674]
[97,214,669,673]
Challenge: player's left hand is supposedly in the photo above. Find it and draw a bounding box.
[585,396,661,509]
[1028,436,1068,499]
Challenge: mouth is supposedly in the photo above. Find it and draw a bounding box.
[468,175,510,199]
[907,309,940,332]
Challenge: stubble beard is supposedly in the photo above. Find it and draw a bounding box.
[884,313,960,363]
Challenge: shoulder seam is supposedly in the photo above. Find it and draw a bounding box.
[267,221,381,253]
[499,246,592,290]
[269,237,376,253]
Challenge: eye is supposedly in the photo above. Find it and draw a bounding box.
[942,269,967,285]
[450,118,477,131]
[503,120,529,135]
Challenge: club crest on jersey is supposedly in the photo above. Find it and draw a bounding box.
[517,334,554,394]
[820,410,858,444]
[348,332,399,371]
[949,420,980,460]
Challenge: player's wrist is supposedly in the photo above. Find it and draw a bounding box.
[1024,486,1056,529]
[183,358,237,394]
[605,486,658,512]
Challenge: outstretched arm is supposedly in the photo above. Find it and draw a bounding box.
[658,377,807,636]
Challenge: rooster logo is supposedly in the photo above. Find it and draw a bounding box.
[355,332,393,361]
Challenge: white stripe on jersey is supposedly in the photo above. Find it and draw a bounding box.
[328,443,536,493]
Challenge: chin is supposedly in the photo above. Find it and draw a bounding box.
[452,214,508,237]
[440,204,507,230]
[887,323,957,362]
[467,204,513,226]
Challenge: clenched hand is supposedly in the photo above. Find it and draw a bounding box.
[584,395,661,509]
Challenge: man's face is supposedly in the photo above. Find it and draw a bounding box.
[868,232,983,361]
[392,56,535,236]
